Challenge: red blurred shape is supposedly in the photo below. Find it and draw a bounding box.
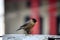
[49,0,57,35]
[30,0,40,34]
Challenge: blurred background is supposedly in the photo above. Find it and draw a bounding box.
[5,0,60,35]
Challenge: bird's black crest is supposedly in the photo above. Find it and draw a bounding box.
[32,18,37,23]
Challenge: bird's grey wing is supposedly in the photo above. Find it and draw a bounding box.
[16,23,28,31]
[20,23,29,27]
[21,21,30,27]
[16,22,29,31]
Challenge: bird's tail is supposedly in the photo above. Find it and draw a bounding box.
[16,27,22,31]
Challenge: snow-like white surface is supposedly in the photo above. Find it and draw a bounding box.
[3,34,49,40]
[23,35,47,40]
[3,34,26,40]
[3,34,60,40]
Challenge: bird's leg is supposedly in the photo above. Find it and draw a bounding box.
[26,30,30,34]
[25,29,30,34]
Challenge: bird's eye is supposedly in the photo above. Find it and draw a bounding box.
[32,19,37,23]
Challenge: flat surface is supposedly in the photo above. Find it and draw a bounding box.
[3,34,60,40]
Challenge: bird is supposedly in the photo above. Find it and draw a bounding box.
[16,18,37,34]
